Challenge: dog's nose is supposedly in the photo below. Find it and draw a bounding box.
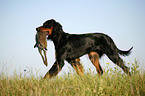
[36,28,39,31]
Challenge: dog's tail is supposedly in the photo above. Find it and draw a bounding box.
[118,47,133,56]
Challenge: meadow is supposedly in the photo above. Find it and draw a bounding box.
[0,59,145,96]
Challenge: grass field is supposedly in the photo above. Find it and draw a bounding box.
[0,60,145,96]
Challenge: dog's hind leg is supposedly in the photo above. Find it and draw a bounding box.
[88,52,103,75]
[67,58,84,76]
[106,53,131,76]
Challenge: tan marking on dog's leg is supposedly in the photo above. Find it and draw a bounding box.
[43,73,50,79]
[69,58,84,76]
[88,52,103,75]
[43,60,64,79]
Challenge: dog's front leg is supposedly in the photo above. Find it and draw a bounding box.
[43,60,64,79]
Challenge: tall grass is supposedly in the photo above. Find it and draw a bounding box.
[0,60,145,96]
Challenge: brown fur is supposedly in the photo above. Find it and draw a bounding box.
[34,31,48,66]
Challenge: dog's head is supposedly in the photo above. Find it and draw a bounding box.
[36,19,63,36]
[35,19,63,66]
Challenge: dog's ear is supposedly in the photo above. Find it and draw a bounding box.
[53,22,62,32]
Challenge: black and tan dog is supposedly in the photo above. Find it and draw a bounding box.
[36,19,133,79]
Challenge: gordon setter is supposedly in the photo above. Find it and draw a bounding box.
[36,19,133,79]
